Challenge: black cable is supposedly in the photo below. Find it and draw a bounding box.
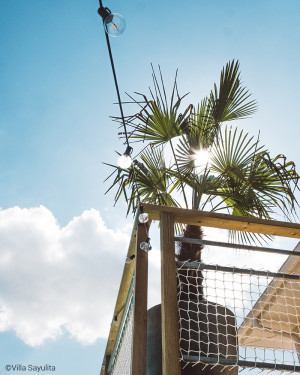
[99,2,151,248]
[104,31,130,147]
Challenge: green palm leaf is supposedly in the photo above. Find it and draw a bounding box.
[208,126,299,242]
[128,67,192,146]
[209,60,257,123]
[104,146,180,215]
[175,59,257,176]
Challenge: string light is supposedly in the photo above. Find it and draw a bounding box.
[138,212,149,223]
[104,13,126,37]
[118,146,133,169]
[98,3,126,37]
[138,206,149,223]
[98,1,151,255]
[140,238,152,252]
[125,254,135,264]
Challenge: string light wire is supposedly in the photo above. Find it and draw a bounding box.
[98,0,151,249]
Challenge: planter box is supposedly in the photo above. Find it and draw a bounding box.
[147,302,238,375]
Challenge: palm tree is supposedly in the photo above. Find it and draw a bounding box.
[106,60,299,247]
[105,60,300,375]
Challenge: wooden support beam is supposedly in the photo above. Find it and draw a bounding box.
[100,213,140,375]
[142,204,300,238]
[160,212,181,375]
[131,224,149,375]
[104,355,110,375]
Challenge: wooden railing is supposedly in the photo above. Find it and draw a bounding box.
[100,204,300,375]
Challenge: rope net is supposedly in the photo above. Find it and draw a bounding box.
[177,261,300,374]
[108,276,135,375]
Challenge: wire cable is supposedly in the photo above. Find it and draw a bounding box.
[99,2,151,246]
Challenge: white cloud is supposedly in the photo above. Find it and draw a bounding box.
[0,206,298,348]
[0,206,130,346]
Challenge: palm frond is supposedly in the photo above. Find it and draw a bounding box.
[209,60,257,124]
[210,126,299,222]
[104,146,181,215]
[127,67,192,146]
[228,230,273,246]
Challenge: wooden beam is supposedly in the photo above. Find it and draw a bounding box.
[104,355,110,375]
[142,204,300,238]
[160,212,181,375]
[131,224,149,375]
[100,213,140,375]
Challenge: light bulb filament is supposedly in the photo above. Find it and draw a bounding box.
[111,22,118,31]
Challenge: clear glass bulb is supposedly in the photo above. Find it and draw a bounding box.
[118,154,132,169]
[140,241,152,252]
[139,212,149,223]
[125,255,134,264]
[104,13,126,37]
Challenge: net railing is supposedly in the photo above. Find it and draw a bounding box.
[177,261,300,374]
[107,276,135,375]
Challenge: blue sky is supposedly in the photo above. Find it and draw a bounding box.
[1,0,300,374]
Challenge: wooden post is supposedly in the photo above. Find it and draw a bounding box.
[131,223,149,375]
[104,355,110,375]
[160,212,181,375]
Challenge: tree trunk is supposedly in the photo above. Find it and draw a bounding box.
[146,225,239,375]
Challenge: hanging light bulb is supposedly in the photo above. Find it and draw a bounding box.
[118,154,132,169]
[125,254,135,264]
[140,238,152,253]
[139,212,149,223]
[98,4,126,37]
[118,145,133,169]
[104,13,126,37]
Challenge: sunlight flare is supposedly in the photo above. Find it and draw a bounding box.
[193,149,211,172]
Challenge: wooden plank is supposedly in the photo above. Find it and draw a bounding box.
[131,224,149,375]
[105,355,110,375]
[160,212,181,375]
[100,213,140,375]
[142,204,300,238]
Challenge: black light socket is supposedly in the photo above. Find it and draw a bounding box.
[124,145,133,156]
[98,6,111,21]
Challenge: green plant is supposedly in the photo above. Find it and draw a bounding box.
[105,60,299,244]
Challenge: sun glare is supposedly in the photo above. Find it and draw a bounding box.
[193,149,211,172]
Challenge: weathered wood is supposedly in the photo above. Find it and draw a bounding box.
[160,212,181,375]
[142,204,300,238]
[132,224,149,375]
[100,213,140,375]
[105,355,110,375]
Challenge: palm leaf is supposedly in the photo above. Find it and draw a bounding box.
[207,126,299,243]
[127,67,192,146]
[209,60,257,123]
[104,146,180,215]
